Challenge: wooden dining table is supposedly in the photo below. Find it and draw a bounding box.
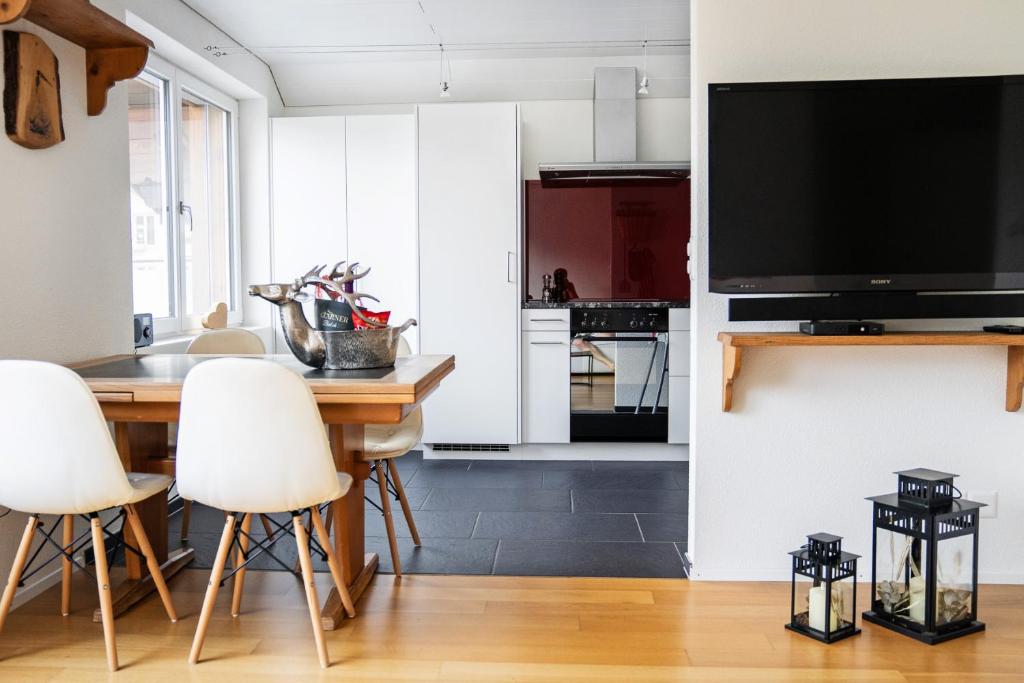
[70,352,454,629]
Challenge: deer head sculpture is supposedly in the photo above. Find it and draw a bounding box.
[249,263,415,369]
[248,265,328,367]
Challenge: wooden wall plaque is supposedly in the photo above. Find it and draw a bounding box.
[3,30,65,149]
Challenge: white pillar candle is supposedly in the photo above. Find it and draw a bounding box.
[908,576,926,623]
[808,585,839,632]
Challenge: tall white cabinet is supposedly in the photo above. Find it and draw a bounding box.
[269,115,418,352]
[418,103,521,445]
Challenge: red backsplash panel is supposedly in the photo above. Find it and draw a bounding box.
[524,180,691,302]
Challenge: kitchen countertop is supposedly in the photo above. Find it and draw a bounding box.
[523,300,690,309]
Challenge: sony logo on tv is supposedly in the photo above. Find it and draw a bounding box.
[870,278,893,285]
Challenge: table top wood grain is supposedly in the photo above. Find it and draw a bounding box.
[70,353,455,405]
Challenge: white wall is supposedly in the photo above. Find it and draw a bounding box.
[0,9,134,603]
[689,0,1024,583]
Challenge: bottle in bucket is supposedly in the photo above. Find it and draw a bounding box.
[315,279,356,331]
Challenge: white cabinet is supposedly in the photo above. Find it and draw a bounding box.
[270,117,347,351]
[269,115,417,352]
[522,331,570,444]
[522,309,569,331]
[668,376,691,445]
[668,307,691,445]
[418,103,520,445]
[345,116,419,351]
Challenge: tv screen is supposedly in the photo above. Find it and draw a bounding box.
[709,75,1024,294]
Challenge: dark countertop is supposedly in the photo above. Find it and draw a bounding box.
[523,300,690,309]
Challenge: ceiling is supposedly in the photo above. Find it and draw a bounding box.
[182,0,690,106]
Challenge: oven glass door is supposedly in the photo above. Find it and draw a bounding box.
[569,331,668,442]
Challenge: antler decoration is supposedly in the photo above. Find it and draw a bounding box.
[300,262,385,327]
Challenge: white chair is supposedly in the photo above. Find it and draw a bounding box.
[185,328,266,355]
[176,358,356,668]
[179,328,270,542]
[361,336,423,577]
[0,361,177,672]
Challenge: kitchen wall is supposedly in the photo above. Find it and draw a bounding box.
[0,0,281,605]
[285,98,691,175]
[689,0,1024,582]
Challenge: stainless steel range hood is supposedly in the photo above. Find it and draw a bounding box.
[539,67,690,187]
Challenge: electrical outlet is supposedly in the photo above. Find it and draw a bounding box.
[968,491,997,518]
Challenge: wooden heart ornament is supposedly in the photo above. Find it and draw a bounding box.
[3,30,65,149]
[202,301,228,330]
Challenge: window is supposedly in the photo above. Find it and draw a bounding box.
[128,55,240,334]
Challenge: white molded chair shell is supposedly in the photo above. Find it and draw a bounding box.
[176,358,350,513]
[365,336,422,459]
[187,329,266,355]
[0,361,170,515]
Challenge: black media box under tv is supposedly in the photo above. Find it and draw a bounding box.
[799,321,885,336]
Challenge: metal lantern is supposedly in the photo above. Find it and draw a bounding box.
[786,532,861,643]
[863,469,986,644]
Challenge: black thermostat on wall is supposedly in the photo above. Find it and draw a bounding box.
[134,313,154,348]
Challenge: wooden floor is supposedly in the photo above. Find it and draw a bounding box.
[1,568,1021,681]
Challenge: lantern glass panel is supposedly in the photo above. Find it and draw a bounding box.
[793,575,854,635]
[875,527,928,626]
[935,534,974,626]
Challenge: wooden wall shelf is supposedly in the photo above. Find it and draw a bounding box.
[1,0,153,116]
[718,332,1024,413]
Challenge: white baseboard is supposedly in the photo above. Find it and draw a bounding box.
[686,565,1024,585]
[423,443,689,462]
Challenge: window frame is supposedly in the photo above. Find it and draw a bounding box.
[132,53,242,337]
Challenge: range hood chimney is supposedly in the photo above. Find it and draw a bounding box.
[539,67,690,186]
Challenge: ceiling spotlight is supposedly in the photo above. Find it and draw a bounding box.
[638,40,650,95]
[438,44,451,99]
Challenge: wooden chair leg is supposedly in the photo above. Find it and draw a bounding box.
[387,461,421,547]
[294,514,329,668]
[180,499,192,542]
[189,513,237,665]
[0,515,38,634]
[61,514,73,616]
[376,460,403,577]
[125,504,178,623]
[90,516,118,672]
[259,514,275,540]
[309,505,355,618]
[292,514,314,575]
[324,503,334,535]
[231,513,253,618]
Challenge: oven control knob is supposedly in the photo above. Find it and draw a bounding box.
[629,320,638,329]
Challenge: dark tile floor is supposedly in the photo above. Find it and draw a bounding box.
[175,453,689,579]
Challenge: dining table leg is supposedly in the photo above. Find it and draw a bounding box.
[321,423,376,630]
[94,422,194,622]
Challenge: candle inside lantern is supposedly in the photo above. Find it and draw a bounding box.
[808,584,839,632]
[908,576,926,622]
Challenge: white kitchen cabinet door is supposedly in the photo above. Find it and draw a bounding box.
[270,117,347,352]
[668,331,691,377]
[418,103,520,445]
[668,376,691,444]
[346,115,419,351]
[522,331,570,444]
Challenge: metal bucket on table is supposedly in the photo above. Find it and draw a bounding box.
[321,319,417,370]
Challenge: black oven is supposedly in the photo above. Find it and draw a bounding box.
[569,307,668,442]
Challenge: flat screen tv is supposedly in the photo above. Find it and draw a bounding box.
[709,74,1024,294]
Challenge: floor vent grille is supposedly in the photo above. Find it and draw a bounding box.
[430,443,511,453]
